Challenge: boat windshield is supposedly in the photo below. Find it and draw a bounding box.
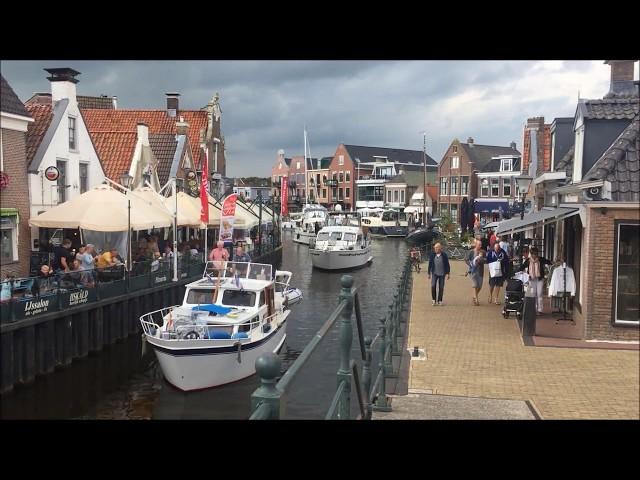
[343,232,356,242]
[329,232,342,241]
[222,289,257,307]
[187,289,217,304]
[382,211,397,221]
[317,232,330,241]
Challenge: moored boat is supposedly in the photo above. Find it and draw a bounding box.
[139,261,293,391]
[309,225,373,270]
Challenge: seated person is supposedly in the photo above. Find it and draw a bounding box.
[61,259,83,289]
[96,248,123,281]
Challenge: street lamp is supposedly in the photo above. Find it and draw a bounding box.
[516,174,533,220]
[120,171,133,269]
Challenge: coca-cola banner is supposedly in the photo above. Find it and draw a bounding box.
[280,177,288,217]
[219,193,238,242]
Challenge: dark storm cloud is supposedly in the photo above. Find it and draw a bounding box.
[1,60,609,176]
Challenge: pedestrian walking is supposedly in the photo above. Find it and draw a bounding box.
[486,241,509,304]
[427,242,450,306]
[520,246,552,314]
[466,239,487,306]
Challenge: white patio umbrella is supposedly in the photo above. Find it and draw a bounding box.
[29,184,173,231]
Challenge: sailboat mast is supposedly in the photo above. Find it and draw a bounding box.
[422,132,427,226]
[304,127,308,205]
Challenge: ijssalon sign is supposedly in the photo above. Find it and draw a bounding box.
[22,298,52,317]
[219,193,238,242]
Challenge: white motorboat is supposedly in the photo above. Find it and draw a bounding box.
[309,225,373,270]
[274,270,303,306]
[292,204,328,245]
[139,261,292,391]
[358,208,385,235]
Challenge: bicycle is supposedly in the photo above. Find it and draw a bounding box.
[410,254,421,273]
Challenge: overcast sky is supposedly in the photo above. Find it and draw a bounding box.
[3,60,634,177]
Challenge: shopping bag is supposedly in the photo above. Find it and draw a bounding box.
[489,261,502,278]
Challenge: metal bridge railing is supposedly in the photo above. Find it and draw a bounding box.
[249,255,412,420]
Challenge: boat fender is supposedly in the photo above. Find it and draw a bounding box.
[184,330,200,340]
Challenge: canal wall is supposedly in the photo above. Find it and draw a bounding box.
[0,247,282,395]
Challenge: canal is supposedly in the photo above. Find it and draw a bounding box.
[0,233,409,419]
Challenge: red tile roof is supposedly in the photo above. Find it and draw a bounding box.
[90,132,137,181]
[24,103,53,165]
[82,109,208,169]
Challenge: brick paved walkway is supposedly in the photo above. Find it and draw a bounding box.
[407,260,640,419]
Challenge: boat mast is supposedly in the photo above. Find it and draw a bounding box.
[422,131,427,226]
[304,127,309,206]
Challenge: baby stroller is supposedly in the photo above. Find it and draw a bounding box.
[502,271,528,319]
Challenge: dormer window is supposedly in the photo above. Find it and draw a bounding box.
[453,146,458,154]
[500,158,512,172]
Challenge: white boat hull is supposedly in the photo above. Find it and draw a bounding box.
[148,316,288,391]
[292,229,316,245]
[309,245,373,270]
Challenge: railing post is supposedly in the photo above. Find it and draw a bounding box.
[362,336,372,420]
[384,309,397,378]
[250,352,283,419]
[337,275,355,419]
[373,317,391,412]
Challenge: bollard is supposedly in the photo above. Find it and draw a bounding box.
[250,352,283,419]
[362,336,372,420]
[337,275,355,419]
[373,318,391,412]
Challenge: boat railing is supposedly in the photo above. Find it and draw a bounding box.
[249,255,413,420]
[140,306,280,339]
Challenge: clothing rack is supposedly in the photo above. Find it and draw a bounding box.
[552,262,574,323]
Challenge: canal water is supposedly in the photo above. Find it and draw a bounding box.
[0,233,408,420]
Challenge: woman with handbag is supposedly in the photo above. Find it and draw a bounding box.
[520,247,552,314]
[486,242,509,305]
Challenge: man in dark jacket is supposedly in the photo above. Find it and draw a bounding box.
[427,242,450,306]
[520,246,552,313]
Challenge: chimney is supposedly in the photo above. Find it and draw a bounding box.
[165,92,180,117]
[467,137,474,147]
[510,141,517,150]
[604,60,638,98]
[136,122,149,146]
[176,118,189,136]
[45,67,80,103]
[112,95,118,109]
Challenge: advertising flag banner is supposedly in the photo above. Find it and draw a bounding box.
[280,177,288,217]
[200,149,210,227]
[219,193,238,242]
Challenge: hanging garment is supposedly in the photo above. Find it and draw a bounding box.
[548,265,576,297]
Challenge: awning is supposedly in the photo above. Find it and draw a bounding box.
[483,221,500,230]
[474,200,509,213]
[495,207,579,235]
[0,208,19,217]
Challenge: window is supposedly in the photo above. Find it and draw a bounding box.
[345,171,350,182]
[450,204,458,221]
[322,189,327,198]
[338,188,344,200]
[57,160,67,203]
[453,145,458,154]
[296,161,300,169]
[79,163,88,194]
[503,178,511,197]
[68,116,76,150]
[332,188,337,201]
[387,190,392,203]
[440,177,448,196]
[259,291,266,307]
[440,204,449,215]
[0,215,18,263]
[323,174,328,184]
[461,176,469,196]
[339,171,344,183]
[614,222,639,324]
[491,178,499,197]
[332,171,337,181]
[338,155,344,165]
[501,158,512,172]
[222,290,256,307]
[451,156,459,169]
[481,178,489,197]
[394,190,399,203]
[345,187,350,198]
[451,176,459,195]
[400,190,405,204]
[316,174,321,185]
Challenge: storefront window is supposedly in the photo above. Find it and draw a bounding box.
[615,222,639,324]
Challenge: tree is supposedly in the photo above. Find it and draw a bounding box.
[460,197,469,233]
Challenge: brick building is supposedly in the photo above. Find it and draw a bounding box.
[1,75,34,277]
[496,60,639,341]
[438,137,519,223]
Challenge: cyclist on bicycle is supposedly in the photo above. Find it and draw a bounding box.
[410,246,422,271]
